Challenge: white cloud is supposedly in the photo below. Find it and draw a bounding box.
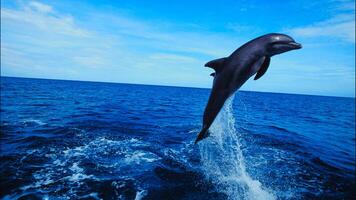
[149,53,200,63]
[28,1,53,13]
[288,14,355,43]
[1,4,90,37]
[87,12,238,58]
[1,1,238,71]
[1,1,232,87]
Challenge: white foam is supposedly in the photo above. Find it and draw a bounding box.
[77,192,100,200]
[21,170,56,190]
[69,162,83,173]
[198,96,275,200]
[20,137,156,198]
[22,119,46,126]
[64,162,94,182]
[124,150,160,164]
[66,173,94,182]
[135,190,147,200]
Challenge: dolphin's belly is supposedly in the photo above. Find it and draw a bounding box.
[229,69,249,95]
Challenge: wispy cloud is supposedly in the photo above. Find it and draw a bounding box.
[88,11,238,57]
[2,2,90,37]
[1,1,238,86]
[28,1,53,13]
[288,14,355,42]
[288,0,355,43]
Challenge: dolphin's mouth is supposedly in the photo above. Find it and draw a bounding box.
[287,42,302,49]
[272,41,302,51]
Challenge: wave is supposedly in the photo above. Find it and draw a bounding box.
[14,137,159,199]
[198,96,275,200]
[22,119,47,126]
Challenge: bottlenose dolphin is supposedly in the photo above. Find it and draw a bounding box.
[195,33,302,144]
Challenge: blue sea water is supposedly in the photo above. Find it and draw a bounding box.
[0,76,355,200]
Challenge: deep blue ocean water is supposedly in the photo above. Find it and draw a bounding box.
[0,77,355,200]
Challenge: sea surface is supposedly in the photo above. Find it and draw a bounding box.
[1,77,355,200]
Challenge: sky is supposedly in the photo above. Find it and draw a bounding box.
[1,0,355,97]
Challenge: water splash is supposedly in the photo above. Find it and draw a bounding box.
[198,96,275,200]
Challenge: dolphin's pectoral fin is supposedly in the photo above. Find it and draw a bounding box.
[254,56,271,80]
[205,57,227,73]
[210,72,216,77]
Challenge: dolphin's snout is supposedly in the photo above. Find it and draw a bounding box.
[289,42,302,49]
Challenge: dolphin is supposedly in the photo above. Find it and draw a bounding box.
[195,33,302,144]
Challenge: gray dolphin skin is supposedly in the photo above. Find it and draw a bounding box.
[195,33,302,144]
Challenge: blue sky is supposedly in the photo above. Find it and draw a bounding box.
[1,0,355,97]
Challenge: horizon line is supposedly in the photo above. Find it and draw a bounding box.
[1,75,354,99]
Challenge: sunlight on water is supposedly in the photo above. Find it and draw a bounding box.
[198,96,275,200]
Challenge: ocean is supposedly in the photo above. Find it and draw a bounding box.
[0,77,355,199]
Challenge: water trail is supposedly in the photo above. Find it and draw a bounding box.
[198,96,275,200]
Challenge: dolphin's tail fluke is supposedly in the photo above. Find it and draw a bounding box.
[194,127,211,144]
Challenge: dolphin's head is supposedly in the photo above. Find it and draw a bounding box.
[260,33,302,56]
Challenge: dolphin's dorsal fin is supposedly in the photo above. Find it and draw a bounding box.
[205,57,227,73]
[254,57,271,80]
